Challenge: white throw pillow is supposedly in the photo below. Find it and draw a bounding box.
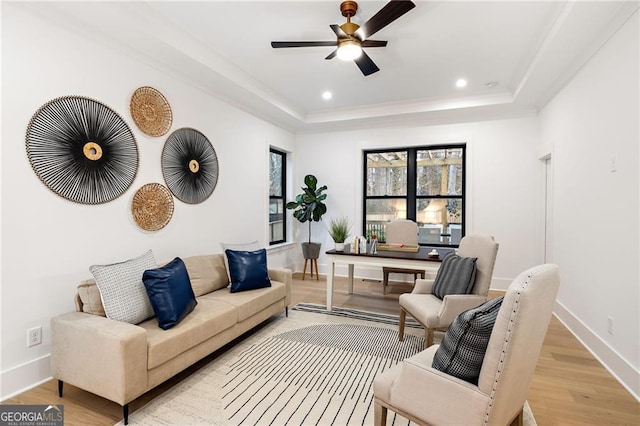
[90,249,157,324]
[220,241,261,282]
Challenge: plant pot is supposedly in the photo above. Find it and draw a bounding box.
[334,242,345,251]
[301,242,321,259]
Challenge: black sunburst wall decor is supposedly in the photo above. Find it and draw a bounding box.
[25,96,139,204]
[162,128,219,204]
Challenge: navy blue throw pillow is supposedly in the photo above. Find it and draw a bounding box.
[142,257,197,330]
[225,248,271,293]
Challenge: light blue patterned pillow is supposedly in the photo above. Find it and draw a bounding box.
[90,250,157,324]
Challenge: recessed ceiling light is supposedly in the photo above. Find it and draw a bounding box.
[455,79,467,88]
[322,91,333,100]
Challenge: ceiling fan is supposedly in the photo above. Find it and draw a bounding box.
[271,0,416,76]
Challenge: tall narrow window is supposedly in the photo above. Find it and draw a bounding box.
[269,148,286,245]
[363,144,465,246]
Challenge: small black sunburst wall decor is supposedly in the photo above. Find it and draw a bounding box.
[161,127,219,204]
[25,96,139,204]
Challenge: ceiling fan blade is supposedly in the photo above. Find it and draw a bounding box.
[362,40,388,48]
[356,0,416,40]
[354,51,380,76]
[330,24,347,38]
[325,50,338,60]
[271,41,337,48]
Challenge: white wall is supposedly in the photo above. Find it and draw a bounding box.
[0,4,295,398]
[294,116,544,286]
[539,11,639,398]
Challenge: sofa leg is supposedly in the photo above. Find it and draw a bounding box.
[398,309,406,341]
[285,306,289,317]
[123,404,129,425]
[57,380,63,398]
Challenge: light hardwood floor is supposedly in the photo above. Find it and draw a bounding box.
[5,275,639,425]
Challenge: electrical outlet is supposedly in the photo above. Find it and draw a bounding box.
[607,316,614,335]
[27,326,42,347]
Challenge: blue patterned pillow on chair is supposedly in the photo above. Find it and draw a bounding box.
[432,296,503,384]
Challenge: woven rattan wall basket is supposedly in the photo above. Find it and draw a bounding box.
[130,86,173,137]
[131,183,174,231]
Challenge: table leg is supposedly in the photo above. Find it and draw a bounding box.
[348,263,355,294]
[326,260,335,311]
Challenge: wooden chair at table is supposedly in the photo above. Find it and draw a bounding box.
[382,219,425,294]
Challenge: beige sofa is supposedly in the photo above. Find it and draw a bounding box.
[50,253,292,425]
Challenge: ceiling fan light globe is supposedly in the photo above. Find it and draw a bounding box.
[337,41,362,61]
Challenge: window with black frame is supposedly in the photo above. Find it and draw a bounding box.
[363,145,465,247]
[269,148,286,245]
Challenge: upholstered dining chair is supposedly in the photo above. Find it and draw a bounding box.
[382,219,425,294]
[374,264,560,426]
[399,234,499,347]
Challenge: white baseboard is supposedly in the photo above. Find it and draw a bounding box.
[554,300,640,402]
[1,354,52,401]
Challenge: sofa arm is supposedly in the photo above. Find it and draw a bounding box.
[268,267,292,306]
[50,312,148,405]
[437,294,488,326]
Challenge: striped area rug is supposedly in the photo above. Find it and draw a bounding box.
[291,303,423,329]
[118,309,535,425]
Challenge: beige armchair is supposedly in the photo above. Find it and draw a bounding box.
[399,234,499,346]
[382,219,425,294]
[374,264,560,426]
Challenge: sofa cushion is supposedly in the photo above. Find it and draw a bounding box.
[201,280,286,322]
[143,257,198,330]
[432,296,503,384]
[182,254,229,296]
[432,254,478,300]
[226,249,271,293]
[89,250,157,324]
[77,279,105,316]
[140,298,238,369]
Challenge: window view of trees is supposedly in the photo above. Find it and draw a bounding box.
[363,145,465,246]
[269,149,286,244]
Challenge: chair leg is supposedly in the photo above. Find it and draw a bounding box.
[398,309,406,341]
[374,400,387,426]
[302,259,308,280]
[123,404,129,425]
[426,328,434,347]
[58,380,63,397]
[382,270,388,295]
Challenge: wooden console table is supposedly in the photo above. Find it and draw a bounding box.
[325,245,454,311]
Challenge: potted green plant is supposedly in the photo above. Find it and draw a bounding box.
[328,216,350,251]
[286,174,327,259]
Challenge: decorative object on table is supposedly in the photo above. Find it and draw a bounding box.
[428,248,439,258]
[26,95,138,204]
[359,236,368,254]
[328,216,350,251]
[377,243,420,252]
[131,183,174,231]
[130,86,173,137]
[161,127,219,204]
[286,174,327,279]
[369,234,378,254]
